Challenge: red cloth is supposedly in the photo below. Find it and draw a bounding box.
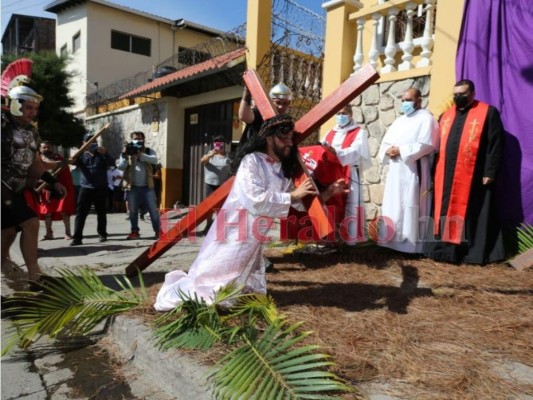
[25,154,76,220]
[299,145,346,224]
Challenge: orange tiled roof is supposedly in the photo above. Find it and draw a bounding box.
[119,47,246,99]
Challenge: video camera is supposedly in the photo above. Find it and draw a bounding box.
[125,141,143,156]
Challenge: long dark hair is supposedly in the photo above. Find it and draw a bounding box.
[231,114,299,178]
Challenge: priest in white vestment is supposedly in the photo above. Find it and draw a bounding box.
[155,115,345,311]
[377,88,439,253]
[322,105,372,245]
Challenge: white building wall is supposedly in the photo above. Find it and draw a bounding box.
[55,1,219,115]
[55,4,88,114]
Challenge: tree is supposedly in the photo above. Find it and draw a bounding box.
[1,51,86,148]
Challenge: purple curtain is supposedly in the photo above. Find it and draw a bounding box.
[456,0,533,227]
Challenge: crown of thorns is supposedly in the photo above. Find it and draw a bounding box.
[257,114,294,138]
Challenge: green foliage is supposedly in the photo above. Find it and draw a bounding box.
[517,223,533,253]
[1,52,86,147]
[212,320,351,399]
[1,268,146,355]
[154,282,352,399]
[3,274,353,398]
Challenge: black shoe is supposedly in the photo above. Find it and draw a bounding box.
[70,239,82,246]
[99,236,107,242]
[265,259,275,273]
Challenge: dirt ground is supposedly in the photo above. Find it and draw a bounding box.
[260,244,533,399]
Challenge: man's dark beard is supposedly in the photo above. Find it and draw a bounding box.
[273,143,291,161]
[279,145,299,179]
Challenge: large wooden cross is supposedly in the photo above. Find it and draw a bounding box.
[125,64,379,276]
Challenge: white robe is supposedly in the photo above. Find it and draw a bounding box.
[325,120,372,245]
[154,152,301,311]
[377,109,439,253]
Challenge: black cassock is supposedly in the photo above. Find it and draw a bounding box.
[424,104,506,264]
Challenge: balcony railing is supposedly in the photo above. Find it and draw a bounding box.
[268,48,322,101]
[350,0,437,75]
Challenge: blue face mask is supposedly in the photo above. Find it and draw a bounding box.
[336,114,350,127]
[401,101,416,115]
[89,143,98,152]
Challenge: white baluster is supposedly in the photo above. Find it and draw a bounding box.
[288,54,296,88]
[353,17,365,73]
[313,62,321,98]
[305,61,312,99]
[381,7,399,73]
[416,0,436,67]
[279,51,286,83]
[297,57,305,98]
[368,13,381,70]
[270,52,276,87]
[398,2,416,71]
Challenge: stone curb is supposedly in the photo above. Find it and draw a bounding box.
[109,315,213,399]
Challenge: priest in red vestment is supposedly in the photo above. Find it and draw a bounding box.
[424,79,506,264]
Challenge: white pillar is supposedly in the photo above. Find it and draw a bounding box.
[353,17,365,73]
[381,7,399,73]
[398,2,416,71]
[416,0,436,67]
[368,13,381,70]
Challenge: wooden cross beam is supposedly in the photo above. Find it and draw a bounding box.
[242,68,333,238]
[125,64,379,276]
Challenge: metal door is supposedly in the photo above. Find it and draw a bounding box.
[183,100,234,206]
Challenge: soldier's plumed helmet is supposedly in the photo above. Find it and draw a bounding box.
[8,86,43,117]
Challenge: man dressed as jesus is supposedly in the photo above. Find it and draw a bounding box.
[155,115,346,311]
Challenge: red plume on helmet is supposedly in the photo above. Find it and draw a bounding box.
[1,58,33,97]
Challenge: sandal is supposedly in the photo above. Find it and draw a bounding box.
[40,235,54,241]
[64,235,73,240]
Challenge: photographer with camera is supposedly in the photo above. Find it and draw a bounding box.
[199,135,230,234]
[117,131,160,240]
[70,133,115,246]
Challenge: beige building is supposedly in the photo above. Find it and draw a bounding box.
[45,0,225,114]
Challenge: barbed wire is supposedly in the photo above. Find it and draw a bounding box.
[86,0,325,111]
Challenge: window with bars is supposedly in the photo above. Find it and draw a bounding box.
[111,30,151,57]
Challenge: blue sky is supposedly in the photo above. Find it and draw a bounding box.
[2,0,327,39]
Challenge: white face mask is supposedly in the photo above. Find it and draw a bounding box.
[336,114,350,127]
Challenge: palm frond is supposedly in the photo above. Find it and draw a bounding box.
[2,268,146,354]
[227,293,280,325]
[153,282,273,351]
[211,281,247,306]
[517,223,533,253]
[211,318,352,399]
[154,290,224,351]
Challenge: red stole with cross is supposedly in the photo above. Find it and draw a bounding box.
[433,100,489,244]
